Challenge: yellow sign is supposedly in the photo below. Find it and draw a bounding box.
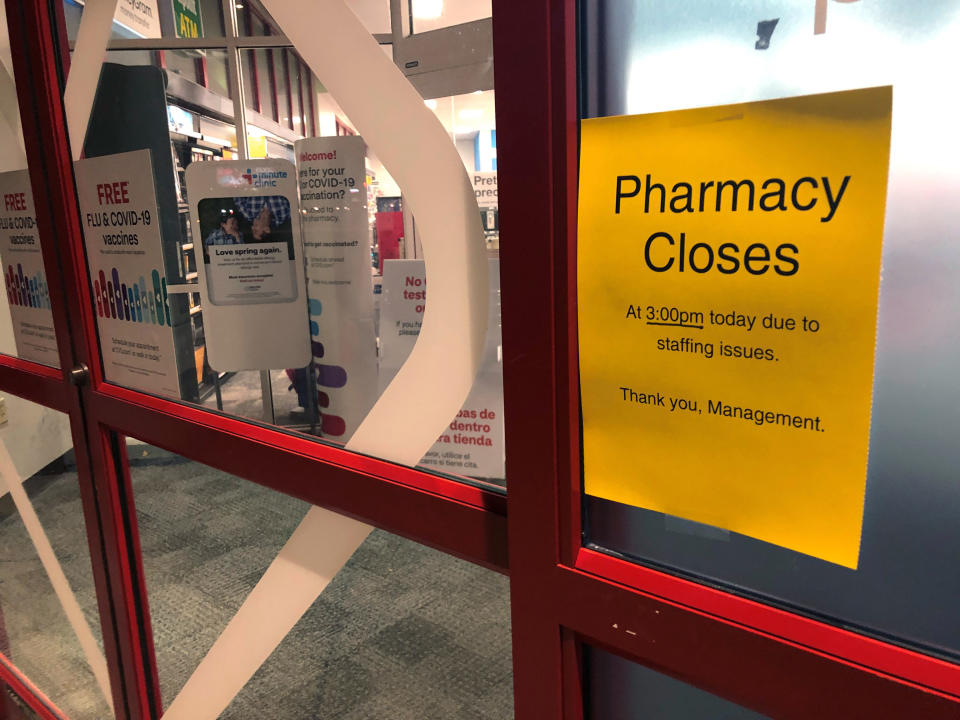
[578,87,892,568]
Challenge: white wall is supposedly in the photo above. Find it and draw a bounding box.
[455,135,476,173]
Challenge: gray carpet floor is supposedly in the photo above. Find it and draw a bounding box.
[0,445,514,719]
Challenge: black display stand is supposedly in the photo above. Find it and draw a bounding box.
[83,62,199,401]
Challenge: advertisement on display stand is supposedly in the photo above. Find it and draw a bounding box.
[75,149,181,397]
[0,170,57,366]
[296,136,378,439]
[186,159,310,371]
[379,258,504,480]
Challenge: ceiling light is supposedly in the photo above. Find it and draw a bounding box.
[424,99,438,110]
[412,0,443,20]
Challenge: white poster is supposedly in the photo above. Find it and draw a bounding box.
[0,171,58,366]
[186,159,310,371]
[75,150,180,397]
[296,136,378,439]
[69,0,163,39]
[379,258,504,480]
[113,0,162,39]
[471,171,498,208]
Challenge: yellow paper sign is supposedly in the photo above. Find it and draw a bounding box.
[578,87,892,568]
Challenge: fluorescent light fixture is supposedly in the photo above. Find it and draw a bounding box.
[412,0,443,20]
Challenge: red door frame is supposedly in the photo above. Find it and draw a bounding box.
[0,0,956,718]
[493,0,960,718]
[0,1,508,718]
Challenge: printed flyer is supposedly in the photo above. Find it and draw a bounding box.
[74,149,180,397]
[197,194,298,306]
[577,87,893,568]
[186,159,310,371]
[296,136,378,439]
[0,170,58,366]
[380,258,504,480]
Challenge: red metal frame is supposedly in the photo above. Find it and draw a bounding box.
[0,0,955,718]
[493,0,960,718]
[3,1,165,717]
[264,26,281,123]
[296,58,307,137]
[0,657,69,720]
[0,3,510,717]
[90,383,507,571]
[307,73,317,137]
[281,48,295,130]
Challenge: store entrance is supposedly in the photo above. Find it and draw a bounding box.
[0,0,510,718]
[0,0,959,718]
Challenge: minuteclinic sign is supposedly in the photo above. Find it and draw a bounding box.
[577,87,892,568]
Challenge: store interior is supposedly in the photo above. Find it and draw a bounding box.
[56,0,505,487]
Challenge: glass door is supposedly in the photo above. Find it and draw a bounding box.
[1,0,511,717]
[497,0,960,717]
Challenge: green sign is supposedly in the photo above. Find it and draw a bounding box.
[173,0,203,38]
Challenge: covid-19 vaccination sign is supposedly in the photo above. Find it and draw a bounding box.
[75,150,180,397]
[577,87,892,568]
[0,171,58,366]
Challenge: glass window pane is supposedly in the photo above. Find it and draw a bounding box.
[579,0,960,659]
[0,4,61,367]
[287,52,304,136]
[235,0,390,36]
[163,49,201,85]
[242,51,258,115]
[254,49,275,122]
[0,400,111,717]
[57,1,507,493]
[61,0,225,43]
[410,0,491,34]
[277,49,292,130]
[204,49,231,100]
[126,439,514,718]
[584,646,769,720]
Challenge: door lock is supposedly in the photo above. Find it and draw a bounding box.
[69,364,90,387]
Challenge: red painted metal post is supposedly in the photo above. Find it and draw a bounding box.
[4,1,164,717]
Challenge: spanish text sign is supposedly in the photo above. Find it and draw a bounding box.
[578,87,892,568]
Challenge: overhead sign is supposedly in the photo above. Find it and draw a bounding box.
[114,0,162,38]
[577,87,892,568]
[186,159,310,371]
[0,171,58,366]
[295,136,378,440]
[65,0,161,39]
[75,150,181,397]
[173,0,203,39]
